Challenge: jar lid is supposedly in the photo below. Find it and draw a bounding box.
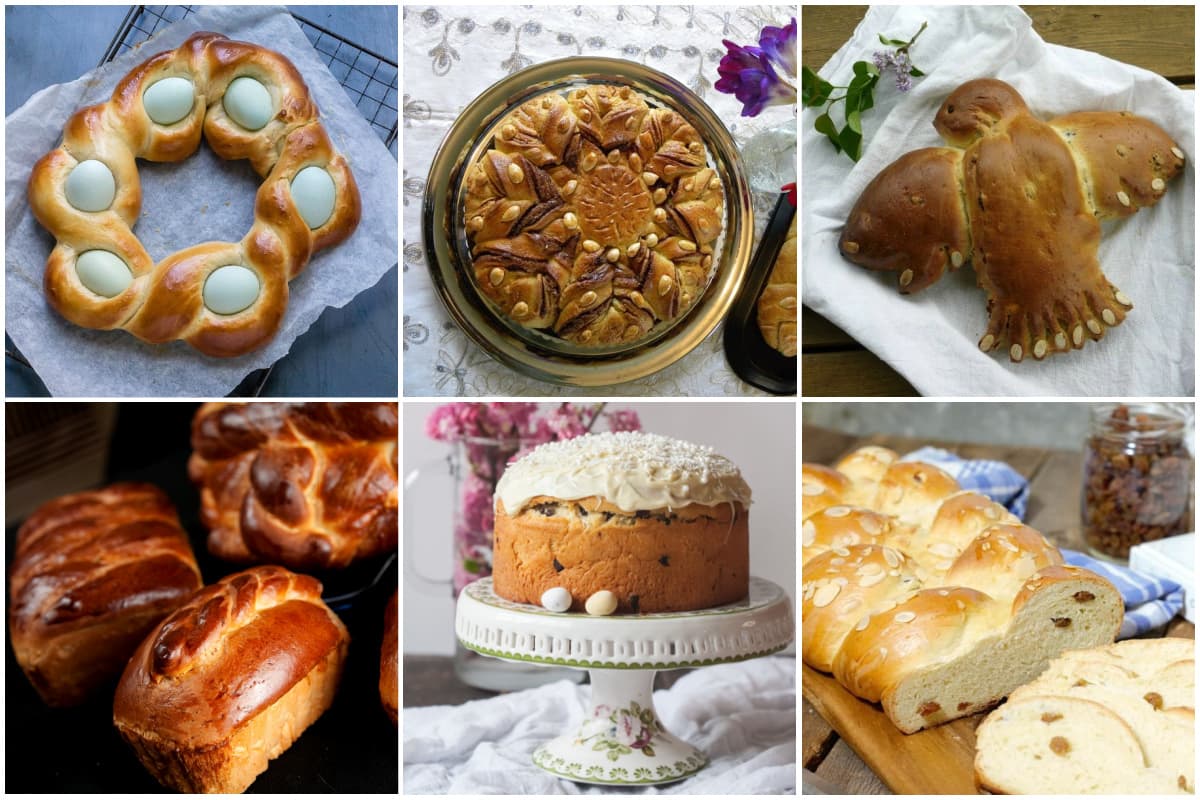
[1090,403,1189,442]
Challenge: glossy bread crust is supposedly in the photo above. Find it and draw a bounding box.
[8,483,202,707]
[188,402,398,570]
[113,565,349,793]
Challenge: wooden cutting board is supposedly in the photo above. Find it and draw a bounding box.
[802,664,984,794]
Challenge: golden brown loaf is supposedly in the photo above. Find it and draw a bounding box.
[188,402,398,570]
[8,483,202,707]
[490,432,752,613]
[757,215,797,356]
[463,85,724,346]
[113,565,349,793]
[27,32,361,357]
[802,446,1124,733]
[839,78,1185,362]
[381,590,398,724]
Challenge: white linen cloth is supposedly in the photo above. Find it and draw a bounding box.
[802,5,1195,396]
[403,657,796,794]
[5,5,398,396]
[402,5,794,396]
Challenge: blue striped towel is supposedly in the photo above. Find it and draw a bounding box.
[902,446,1184,636]
[902,446,1030,518]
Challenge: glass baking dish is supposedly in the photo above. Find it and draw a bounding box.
[422,57,753,387]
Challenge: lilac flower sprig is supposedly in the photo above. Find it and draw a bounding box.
[715,17,797,117]
[802,22,927,162]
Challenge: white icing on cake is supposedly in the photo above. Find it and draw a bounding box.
[495,431,752,513]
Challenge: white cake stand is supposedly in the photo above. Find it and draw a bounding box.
[455,576,794,786]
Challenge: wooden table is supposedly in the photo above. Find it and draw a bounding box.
[801,425,1196,793]
[801,5,1196,396]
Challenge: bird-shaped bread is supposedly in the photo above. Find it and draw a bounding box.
[839,79,1185,362]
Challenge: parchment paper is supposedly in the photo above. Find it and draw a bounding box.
[5,5,398,396]
[802,5,1195,397]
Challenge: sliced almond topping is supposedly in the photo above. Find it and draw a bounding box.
[811,582,841,608]
[581,239,601,253]
[1152,178,1166,192]
[501,204,522,222]
[563,179,578,196]
[605,248,621,263]
[1116,190,1131,207]
[1087,318,1102,335]
[824,506,850,518]
[894,611,916,623]
[1171,146,1185,160]
[1101,308,1117,326]
[488,267,505,287]
[507,163,525,184]
[980,334,995,351]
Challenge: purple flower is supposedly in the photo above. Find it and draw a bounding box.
[895,73,913,93]
[757,18,796,76]
[715,17,797,117]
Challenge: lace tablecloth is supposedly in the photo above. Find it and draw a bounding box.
[402,5,794,397]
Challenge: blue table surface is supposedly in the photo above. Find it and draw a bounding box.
[5,5,398,397]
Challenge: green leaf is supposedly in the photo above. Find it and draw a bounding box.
[909,66,925,77]
[838,125,863,162]
[801,66,834,106]
[463,558,480,573]
[878,34,908,46]
[813,113,841,153]
[866,62,880,77]
[847,109,862,135]
[852,60,870,78]
[847,72,873,92]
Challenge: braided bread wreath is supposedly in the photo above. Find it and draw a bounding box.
[26,32,361,358]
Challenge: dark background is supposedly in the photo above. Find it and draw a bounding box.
[5,402,399,793]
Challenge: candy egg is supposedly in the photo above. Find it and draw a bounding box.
[290,166,336,229]
[202,265,260,315]
[75,250,132,298]
[223,76,273,131]
[142,77,195,125]
[65,159,116,212]
[585,590,618,616]
[540,587,572,613]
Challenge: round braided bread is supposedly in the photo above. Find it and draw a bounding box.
[27,31,361,357]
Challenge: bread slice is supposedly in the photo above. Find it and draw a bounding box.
[975,695,1189,794]
[834,566,1123,733]
[976,638,1195,794]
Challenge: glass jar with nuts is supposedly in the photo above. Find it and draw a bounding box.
[1081,404,1193,561]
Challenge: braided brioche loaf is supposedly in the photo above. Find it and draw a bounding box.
[975,638,1195,793]
[113,566,349,793]
[802,446,1123,733]
[188,402,397,570]
[8,483,202,707]
[27,32,361,357]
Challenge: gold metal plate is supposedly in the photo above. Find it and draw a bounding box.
[422,57,753,387]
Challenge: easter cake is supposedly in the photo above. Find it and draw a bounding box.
[492,431,751,614]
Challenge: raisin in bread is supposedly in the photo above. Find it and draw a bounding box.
[802,446,1124,733]
[975,638,1195,794]
[492,431,750,613]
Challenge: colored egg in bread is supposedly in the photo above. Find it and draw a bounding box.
[65,159,116,212]
[142,77,195,125]
[291,166,336,229]
[202,265,260,315]
[223,76,273,131]
[76,250,133,298]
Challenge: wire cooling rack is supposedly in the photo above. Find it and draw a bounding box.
[104,6,398,151]
[6,6,398,396]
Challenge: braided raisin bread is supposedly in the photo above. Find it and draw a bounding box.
[113,566,349,793]
[8,483,202,707]
[802,446,1123,733]
[492,432,751,613]
[188,402,398,570]
[975,638,1195,794]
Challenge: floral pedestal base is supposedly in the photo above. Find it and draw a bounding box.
[533,668,706,786]
[455,576,795,786]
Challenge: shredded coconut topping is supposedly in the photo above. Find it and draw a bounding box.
[495,431,752,513]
